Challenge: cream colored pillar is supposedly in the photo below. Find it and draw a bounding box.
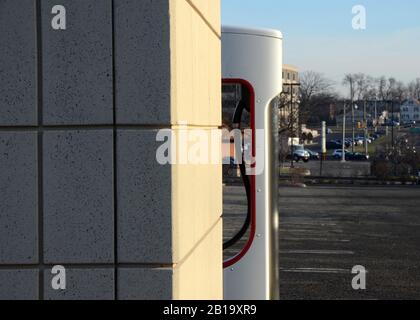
[170,0,222,300]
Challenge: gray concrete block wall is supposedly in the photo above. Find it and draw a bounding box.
[0,270,39,300]
[117,130,172,264]
[43,268,114,300]
[118,268,173,300]
[114,0,171,124]
[0,0,37,125]
[0,132,38,264]
[0,0,176,300]
[42,0,114,125]
[43,130,114,264]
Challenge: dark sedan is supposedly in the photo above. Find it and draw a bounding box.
[347,152,370,161]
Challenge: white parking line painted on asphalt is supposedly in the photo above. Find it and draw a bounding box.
[282,237,351,243]
[279,267,350,274]
[281,222,338,227]
[282,250,354,255]
[281,229,345,234]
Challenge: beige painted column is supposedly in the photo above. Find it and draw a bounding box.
[170,0,222,299]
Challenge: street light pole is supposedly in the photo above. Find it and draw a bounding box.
[342,101,347,163]
[287,83,301,168]
[351,97,355,153]
[391,100,395,149]
[364,100,368,156]
[290,87,294,168]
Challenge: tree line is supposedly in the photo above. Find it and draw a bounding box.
[297,72,420,126]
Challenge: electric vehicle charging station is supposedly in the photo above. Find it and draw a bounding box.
[222,26,283,300]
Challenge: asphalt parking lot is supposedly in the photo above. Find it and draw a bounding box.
[223,184,420,300]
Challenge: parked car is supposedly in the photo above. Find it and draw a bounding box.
[293,149,310,162]
[291,145,310,162]
[306,149,320,160]
[347,152,370,161]
[354,137,364,145]
[332,149,349,159]
[333,149,369,161]
[402,120,416,128]
[356,136,372,144]
[344,138,354,147]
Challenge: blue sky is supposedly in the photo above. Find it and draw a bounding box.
[222,0,420,93]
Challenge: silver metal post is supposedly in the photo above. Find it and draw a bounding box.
[342,101,346,162]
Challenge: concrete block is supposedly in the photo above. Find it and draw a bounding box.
[118,268,172,300]
[43,130,114,263]
[44,268,114,300]
[0,0,37,125]
[117,130,172,263]
[42,0,113,125]
[114,0,171,124]
[0,270,39,300]
[0,132,38,264]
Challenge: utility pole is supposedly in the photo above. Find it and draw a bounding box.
[351,95,355,153]
[344,75,355,152]
[391,100,395,149]
[287,83,301,168]
[364,100,368,156]
[341,101,346,163]
[374,99,378,133]
[290,86,294,168]
[320,121,327,176]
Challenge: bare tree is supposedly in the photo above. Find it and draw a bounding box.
[277,93,300,164]
[408,78,420,100]
[299,71,334,127]
[377,76,393,101]
[277,93,297,135]
[378,77,399,101]
[394,81,407,102]
[355,73,368,101]
[343,74,357,101]
[365,76,378,100]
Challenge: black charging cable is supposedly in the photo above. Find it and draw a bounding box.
[223,98,252,250]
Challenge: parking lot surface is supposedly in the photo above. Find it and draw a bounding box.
[224,184,420,299]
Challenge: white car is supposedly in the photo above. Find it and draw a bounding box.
[355,138,364,146]
[357,136,372,144]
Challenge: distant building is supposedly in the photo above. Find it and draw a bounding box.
[336,109,372,127]
[283,64,299,85]
[401,99,420,122]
